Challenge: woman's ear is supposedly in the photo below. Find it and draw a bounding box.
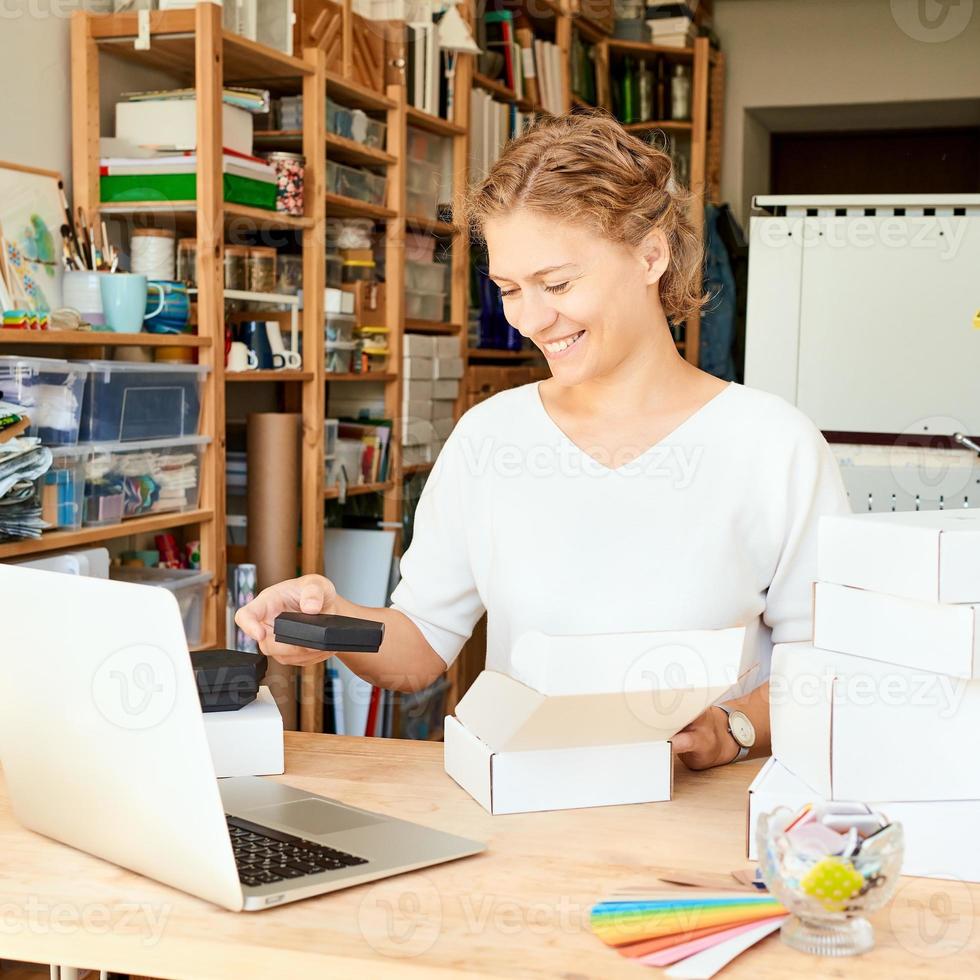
[638,228,670,286]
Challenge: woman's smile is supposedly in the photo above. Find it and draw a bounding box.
[540,329,586,359]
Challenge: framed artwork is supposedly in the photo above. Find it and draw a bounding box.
[0,161,65,312]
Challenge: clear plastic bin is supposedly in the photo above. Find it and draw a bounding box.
[406,259,448,294]
[327,161,387,207]
[328,99,387,149]
[405,288,446,321]
[326,340,358,374]
[405,159,441,216]
[326,313,356,344]
[77,361,208,442]
[407,128,448,166]
[326,253,343,287]
[110,566,214,647]
[41,444,89,529]
[0,356,89,445]
[82,435,209,527]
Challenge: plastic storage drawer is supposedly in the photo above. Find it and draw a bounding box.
[82,435,209,527]
[406,260,448,295]
[110,566,214,647]
[42,444,89,529]
[328,99,387,149]
[405,288,446,321]
[78,361,208,442]
[0,356,89,445]
[326,161,387,207]
[405,159,441,216]
[326,340,358,374]
[326,313,356,343]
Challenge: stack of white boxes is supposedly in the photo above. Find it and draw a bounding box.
[749,509,980,882]
[402,334,463,466]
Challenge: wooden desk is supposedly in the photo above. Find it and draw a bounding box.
[1,735,977,978]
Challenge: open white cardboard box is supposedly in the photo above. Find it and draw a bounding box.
[444,627,748,815]
[747,758,980,882]
[813,581,980,679]
[203,686,284,778]
[770,643,980,801]
[818,509,980,604]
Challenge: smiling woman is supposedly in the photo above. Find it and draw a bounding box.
[236,111,851,774]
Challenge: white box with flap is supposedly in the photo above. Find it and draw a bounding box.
[771,642,980,801]
[818,509,980,604]
[444,627,747,814]
[202,686,284,778]
[813,581,980,679]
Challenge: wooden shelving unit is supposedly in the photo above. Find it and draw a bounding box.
[0,1,723,742]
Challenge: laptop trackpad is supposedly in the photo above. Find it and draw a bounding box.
[247,799,385,837]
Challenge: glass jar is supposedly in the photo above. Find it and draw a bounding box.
[264,151,305,217]
[276,254,303,295]
[223,246,248,291]
[177,238,197,287]
[246,247,277,294]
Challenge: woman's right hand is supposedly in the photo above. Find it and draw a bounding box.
[234,573,340,666]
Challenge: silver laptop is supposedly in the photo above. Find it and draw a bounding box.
[0,564,484,911]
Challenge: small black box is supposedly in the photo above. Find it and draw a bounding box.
[273,612,385,652]
[191,650,267,712]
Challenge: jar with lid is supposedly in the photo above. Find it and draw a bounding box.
[246,246,277,294]
[176,238,197,287]
[263,151,306,217]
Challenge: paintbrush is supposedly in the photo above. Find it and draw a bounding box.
[77,207,91,269]
[58,180,84,266]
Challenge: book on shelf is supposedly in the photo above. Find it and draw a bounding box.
[121,86,271,114]
[515,20,540,107]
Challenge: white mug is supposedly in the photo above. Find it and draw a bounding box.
[227,341,259,372]
[266,320,302,369]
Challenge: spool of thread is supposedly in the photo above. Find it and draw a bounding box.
[131,228,176,280]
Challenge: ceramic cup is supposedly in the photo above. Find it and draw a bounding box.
[237,320,274,370]
[62,270,108,326]
[227,341,259,372]
[144,279,191,334]
[99,274,165,333]
[265,320,302,369]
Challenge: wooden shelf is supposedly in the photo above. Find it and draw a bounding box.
[325,71,397,111]
[325,133,398,168]
[606,39,695,61]
[405,215,458,236]
[99,201,313,233]
[0,329,209,347]
[468,348,542,361]
[570,93,597,109]
[623,119,693,133]
[89,11,312,89]
[405,106,466,137]
[405,319,461,335]
[325,372,396,382]
[0,509,214,560]
[226,370,313,382]
[472,73,536,113]
[325,193,396,220]
[402,462,434,476]
[324,481,393,500]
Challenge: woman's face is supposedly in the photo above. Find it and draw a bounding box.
[484,209,667,386]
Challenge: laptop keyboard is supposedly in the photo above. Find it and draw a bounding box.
[227,814,369,888]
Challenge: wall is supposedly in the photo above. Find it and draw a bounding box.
[714,0,980,222]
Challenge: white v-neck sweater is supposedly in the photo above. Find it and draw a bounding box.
[389,381,851,687]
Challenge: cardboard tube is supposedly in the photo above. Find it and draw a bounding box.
[247,412,301,730]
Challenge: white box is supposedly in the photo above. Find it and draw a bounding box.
[444,627,747,814]
[747,758,980,882]
[432,357,464,380]
[202,687,284,778]
[814,581,980,679]
[435,337,460,358]
[402,378,433,401]
[116,100,253,157]
[432,416,454,440]
[771,642,980,801]
[403,357,433,379]
[432,379,458,399]
[402,399,433,421]
[818,510,980,604]
[403,335,436,357]
[325,288,355,314]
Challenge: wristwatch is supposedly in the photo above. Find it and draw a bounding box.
[715,704,755,763]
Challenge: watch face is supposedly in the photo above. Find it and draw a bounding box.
[728,710,756,748]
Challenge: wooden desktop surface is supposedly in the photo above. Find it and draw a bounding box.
[0,734,977,978]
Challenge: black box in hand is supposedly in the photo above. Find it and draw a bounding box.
[273,613,385,652]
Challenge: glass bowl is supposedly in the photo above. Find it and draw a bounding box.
[756,806,904,956]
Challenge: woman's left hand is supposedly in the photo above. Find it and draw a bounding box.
[672,706,740,771]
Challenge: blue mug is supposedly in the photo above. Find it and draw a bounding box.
[99,274,165,333]
[237,320,274,369]
[144,279,191,334]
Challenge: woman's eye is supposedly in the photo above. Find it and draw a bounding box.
[499,287,519,299]
[545,282,570,295]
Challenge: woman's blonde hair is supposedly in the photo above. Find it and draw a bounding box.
[462,110,705,323]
